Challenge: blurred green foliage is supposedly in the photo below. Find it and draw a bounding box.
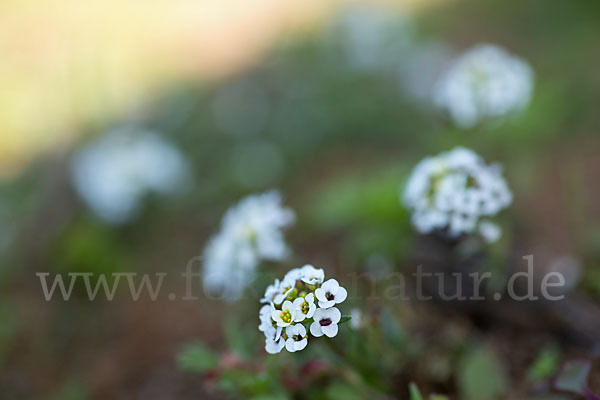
[177,342,218,373]
[1,0,600,398]
[457,344,508,400]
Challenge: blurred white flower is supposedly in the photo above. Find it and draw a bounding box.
[310,307,342,338]
[260,266,347,354]
[221,190,295,262]
[350,308,362,330]
[285,324,308,352]
[202,190,295,301]
[315,279,348,308]
[403,147,512,242]
[71,128,189,224]
[434,44,534,128]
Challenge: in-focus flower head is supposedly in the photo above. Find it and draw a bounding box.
[259,265,348,354]
[403,147,512,242]
[203,190,295,302]
[434,43,534,129]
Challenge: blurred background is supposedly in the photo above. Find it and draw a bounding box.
[2,0,600,398]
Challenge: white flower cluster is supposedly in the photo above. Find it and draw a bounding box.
[71,128,189,224]
[203,190,295,301]
[403,147,512,242]
[259,265,348,354]
[434,43,534,129]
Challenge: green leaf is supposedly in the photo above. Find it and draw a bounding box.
[554,360,591,395]
[177,342,218,373]
[527,345,560,381]
[409,382,424,400]
[339,315,352,324]
[430,395,450,400]
[458,344,508,400]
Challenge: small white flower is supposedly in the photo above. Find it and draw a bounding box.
[310,307,342,338]
[260,279,280,304]
[292,293,317,322]
[271,300,298,327]
[299,264,325,285]
[264,326,285,354]
[315,279,348,308]
[403,147,511,242]
[283,267,303,281]
[434,43,534,129]
[285,324,308,352]
[273,276,296,305]
[258,304,274,332]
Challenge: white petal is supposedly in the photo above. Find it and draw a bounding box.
[312,308,325,320]
[314,288,327,302]
[296,324,307,336]
[285,325,296,337]
[318,300,335,309]
[271,310,282,322]
[265,339,284,354]
[335,286,348,303]
[310,321,324,337]
[296,338,308,351]
[322,279,339,292]
[326,307,342,323]
[273,293,285,305]
[285,339,296,352]
[292,297,304,308]
[321,323,339,338]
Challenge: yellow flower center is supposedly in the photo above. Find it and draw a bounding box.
[281,310,292,323]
